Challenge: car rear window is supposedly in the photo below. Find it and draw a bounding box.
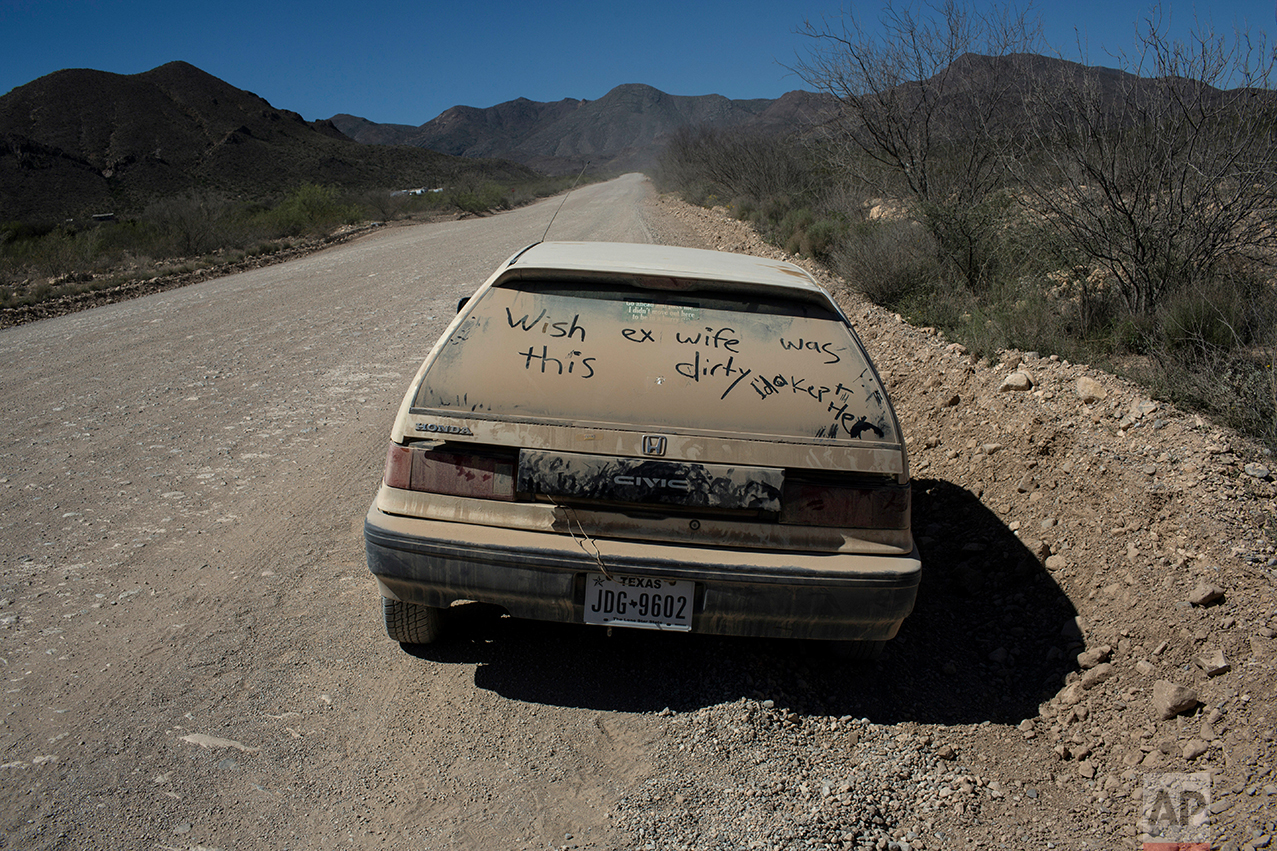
[412,281,897,443]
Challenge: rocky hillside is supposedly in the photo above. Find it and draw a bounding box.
[0,62,538,222]
[332,85,836,175]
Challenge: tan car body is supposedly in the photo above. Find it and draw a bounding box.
[365,242,919,645]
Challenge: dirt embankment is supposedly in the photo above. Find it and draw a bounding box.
[644,193,1277,851]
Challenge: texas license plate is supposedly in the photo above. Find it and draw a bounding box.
[582,574,693,631]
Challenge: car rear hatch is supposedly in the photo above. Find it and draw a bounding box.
[384,266,910,555]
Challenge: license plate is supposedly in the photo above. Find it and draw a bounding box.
[582,574,693,631]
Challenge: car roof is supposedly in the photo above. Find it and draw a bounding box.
[504,241,826,294]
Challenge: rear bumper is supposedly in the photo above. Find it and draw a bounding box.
[364,503,920,641]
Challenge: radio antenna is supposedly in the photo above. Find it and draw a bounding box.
[541,161,590,243]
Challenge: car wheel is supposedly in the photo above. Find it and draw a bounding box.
[828,639,885,661]
[382,597,443,644]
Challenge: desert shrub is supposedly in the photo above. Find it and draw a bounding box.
[357,189,414,222]
[917,192,1023,293]
[448,180,508,214]
[1129,270,1277,444]
[779,208,816,255]
[833,219,941,307]
[730,197,758,222]
[802,217,846,260]
[656,126,813,203]
[1156,275,1256,357]
[144,192,234,255]
[755,195,795,232]
[260,184,361,237]
[34,228,104,277]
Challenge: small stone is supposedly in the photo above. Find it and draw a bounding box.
[1245,463,1272,480]
[1081,663,1114,689]
[1129,399,1159,419]
[1135,660,1155,675]
[1076,376,1107,403]
[936,744,956,760]
[1077,646,1112,669]
[1045,554,1068,572]
[1182,739,1209,760]
[1058,682,1086,705]
[1023,538,1051,560]
[1196,648,1231,676]
[1187,583,1225,607]
[1078,760,1096,779]
[1018,719,1035,733]
[941,393,961,408]
[999,371,1034,392]
[1152,680,1199,720]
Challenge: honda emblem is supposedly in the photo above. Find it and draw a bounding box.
[642,435,667,456]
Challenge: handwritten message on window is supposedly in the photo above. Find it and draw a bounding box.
[416,287,894,443]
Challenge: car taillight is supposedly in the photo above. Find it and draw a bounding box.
[383,442,516,500]
[780,478,910,529]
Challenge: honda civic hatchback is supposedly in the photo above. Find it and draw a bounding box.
[364,241,919,656]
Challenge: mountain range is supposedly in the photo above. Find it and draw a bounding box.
[2,55,1230,225]
[331,85,834,174]
[0,61,831,223]
[0,62,538,222]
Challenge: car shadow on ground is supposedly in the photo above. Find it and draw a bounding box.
[401,478,1082,725]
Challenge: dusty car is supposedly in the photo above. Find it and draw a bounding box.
[364,241,919,656]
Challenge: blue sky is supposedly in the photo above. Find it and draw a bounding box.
[1,1,1273,126]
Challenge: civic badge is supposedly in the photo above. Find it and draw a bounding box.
[642,435,667,456]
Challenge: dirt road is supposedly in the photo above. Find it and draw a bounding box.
[2,175,1275,851]
[0,175,672,850]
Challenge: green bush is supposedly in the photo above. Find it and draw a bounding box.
[802,217,845,260]
[448,181,508,214]
[260,184,361,237]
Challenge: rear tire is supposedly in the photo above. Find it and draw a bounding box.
[382,597,443,644]
[828,639,886,661]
